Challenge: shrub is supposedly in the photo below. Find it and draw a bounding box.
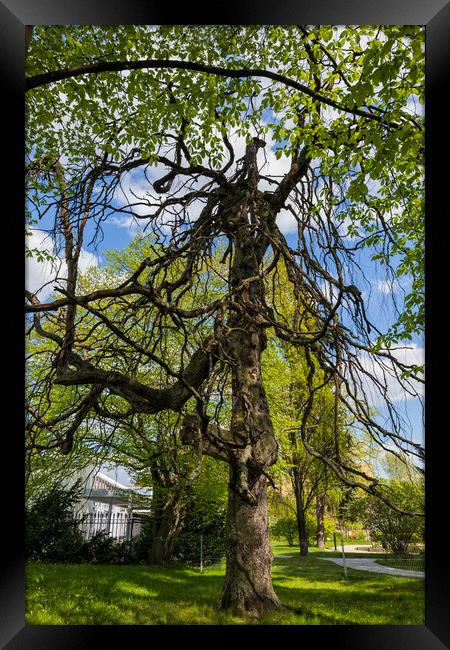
[271,517,298,546]
[128,517,154,563]
[344,479,424,555]
[25,481,85,563]
[80,530,132,564]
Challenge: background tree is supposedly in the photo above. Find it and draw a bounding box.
[263,324,359,556]
[172,455,228,565]
[26,237,227,564]
[25,25,424,617]
[345,477,424,554]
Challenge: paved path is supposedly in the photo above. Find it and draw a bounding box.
[316,556,424,578]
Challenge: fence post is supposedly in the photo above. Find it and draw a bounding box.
[125,493,133,545]
[341,538,347,578]
[200,534,203,573]
[129,517,134,555]
[107,499,113,536]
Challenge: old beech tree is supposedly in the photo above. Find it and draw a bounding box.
[25,26,424,616]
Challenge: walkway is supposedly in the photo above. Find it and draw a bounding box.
[316,556,425,578]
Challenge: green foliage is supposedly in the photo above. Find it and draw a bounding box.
[26,25,424,342]
[271,517,298,546]
[344,480,424,554]
[173,458,228,565]
[174,519,226,567]
[271,512,337,547]
[25,481,86,563]
[129,517,155,563]
[129,457,228,565]
[25,236,228,499]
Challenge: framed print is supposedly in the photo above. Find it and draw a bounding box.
[1,0,448,647]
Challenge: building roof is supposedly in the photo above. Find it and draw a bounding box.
[93,470,132,491]
[79,467,152,510]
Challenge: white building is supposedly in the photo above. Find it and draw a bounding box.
[72,466,152,541]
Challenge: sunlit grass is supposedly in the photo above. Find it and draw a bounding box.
[270,555,423,625]
[26,544,424,626]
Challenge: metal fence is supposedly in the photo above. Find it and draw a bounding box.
[72,519,225,568]
[75,512,145,542]
[362,543,425,571]
[377,551,425,572]
[173,532,226,571]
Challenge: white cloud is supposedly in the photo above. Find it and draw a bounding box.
[26,230,99,301]
[78,248,99,273]
[357,343,424,405]
[276,208,298,234]
[26,231,60,297]
[377,279,394,294]
[109,215,143,233]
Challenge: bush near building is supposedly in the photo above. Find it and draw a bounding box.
[26,482,135,564]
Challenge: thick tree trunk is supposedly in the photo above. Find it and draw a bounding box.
[215,216,281,616]
[218,472,281,617]
[316,495,325,549]
[193,169,283,617]
[215,319,281,615]
[148,492,184,564]
[293,469,309,556]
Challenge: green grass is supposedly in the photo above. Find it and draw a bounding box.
[26,543,424,625]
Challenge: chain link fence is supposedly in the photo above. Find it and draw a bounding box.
[172,531,226,570]
[351,542,425,571]
[375,550,425,571]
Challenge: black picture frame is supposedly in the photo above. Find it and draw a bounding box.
[2,1,448,647]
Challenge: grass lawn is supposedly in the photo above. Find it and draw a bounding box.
[26,541,424,625]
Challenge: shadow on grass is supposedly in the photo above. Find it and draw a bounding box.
[26,558,424,625]
[26,562,234,625]
[269,554,424,625]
